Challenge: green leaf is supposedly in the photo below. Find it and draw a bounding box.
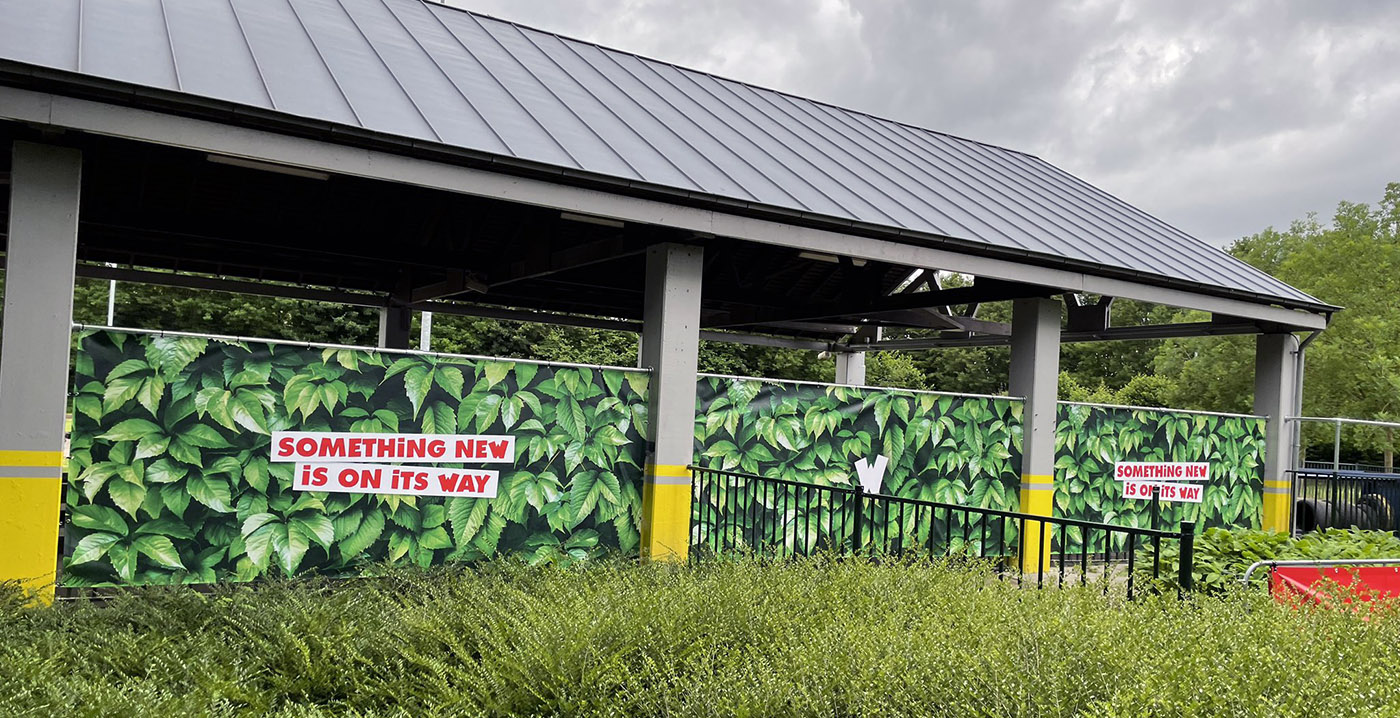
[339,507,385,559]
[448,498,490,544]
[422,401,455,435]
[404,366,432,417]
[417,526,453,550]
[433,366,465,399]
[291,514,336,551]
[107,358,152,381]
[229,391,270,435]
[273,521,310,575]
[98,418,163,442]
[514,363,539,388]
[134,517,196,540]
[108,479,147,518]
[69,532,120,565]
[108,542,137,582]
[136,376,165,417]
[70,504,129,536]
[74,395,103,422]
[243,457,270,493]
[244,523,279,569]
[167,438,201,466]
[483,362,512,389]
[187,474,233,513]
[132,535,185,570]
[103,376,143,413]
[624,373,649,399]
[179,424,232,449]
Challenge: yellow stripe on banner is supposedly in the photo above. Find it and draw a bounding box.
[646,463,691,479]
[0,449,64,467]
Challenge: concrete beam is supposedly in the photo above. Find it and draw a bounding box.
[0,141,81,603]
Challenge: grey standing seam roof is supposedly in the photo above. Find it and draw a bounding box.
[0,0,1325,310]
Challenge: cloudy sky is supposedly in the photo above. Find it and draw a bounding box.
[447,0,1400,246]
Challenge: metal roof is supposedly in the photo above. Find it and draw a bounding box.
[0,0,1326,310]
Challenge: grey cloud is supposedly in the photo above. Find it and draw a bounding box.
[448,0,1400,245]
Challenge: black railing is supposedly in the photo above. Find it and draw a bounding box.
[689,466,1196,598]
[1292,469,1400,534]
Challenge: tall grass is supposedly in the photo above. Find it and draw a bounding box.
[3,558,1399,717]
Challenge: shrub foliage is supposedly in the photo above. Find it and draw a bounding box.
[4,560,1400,716]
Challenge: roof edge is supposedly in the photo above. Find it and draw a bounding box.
[0,64,1339,320]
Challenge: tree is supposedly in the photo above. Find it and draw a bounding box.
[1158,182,1400,459]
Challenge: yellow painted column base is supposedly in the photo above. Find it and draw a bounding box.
[1261,479,1292,533]
[0,474,63,605]
[641,464,692,562]
[1018,475,1055,575]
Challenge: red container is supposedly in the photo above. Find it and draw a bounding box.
[1270,565,1400,607]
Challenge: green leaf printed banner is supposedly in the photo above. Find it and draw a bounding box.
[1053,403,1266,535]
[65,329,651,586]
[692,376,1024,554]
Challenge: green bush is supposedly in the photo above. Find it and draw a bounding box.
[4,558,1400,716]
[1141,527,1400,594]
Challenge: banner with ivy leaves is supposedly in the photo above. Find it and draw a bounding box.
[692,376,1024,554]
[64,329,650,587]
[1053,403,1266,538]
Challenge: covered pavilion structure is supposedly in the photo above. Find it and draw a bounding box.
[0,0,1332,597]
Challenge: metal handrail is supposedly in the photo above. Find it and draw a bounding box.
[688,466,1183,539]
[1240,558,1400,584]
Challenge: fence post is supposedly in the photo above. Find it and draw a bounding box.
[851,484,864,555]
[1178,520,1196,594]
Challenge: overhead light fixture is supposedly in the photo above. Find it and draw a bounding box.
[560,211,625,228]
[206,154,330,181]
[798,251,865,267]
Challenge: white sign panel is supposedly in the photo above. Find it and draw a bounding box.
[294,462,499,498]
[272,431,516,464]
[1114,461,1209,482]
[1121,480,1204,504]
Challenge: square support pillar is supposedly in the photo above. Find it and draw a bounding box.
[1254,333,1299,533]
[834,351,866,385]
[378,304,412,349]
[639,243,703,561]
[1010,297,1060,574]
[0,141,81,603]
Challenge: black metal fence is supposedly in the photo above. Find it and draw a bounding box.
[1292,469,1400,534]
[689,466,1196,598]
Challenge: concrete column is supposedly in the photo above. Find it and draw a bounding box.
[1254,333,1299,533]
[377,304,412,349]
[639,242,703,561]
[834,351,866,385]
[418,311,433,352]
[1009,297,1060,573]
[0,141,81,603]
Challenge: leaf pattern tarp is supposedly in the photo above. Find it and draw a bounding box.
[1053,403,1266,533]
[64,329,650,587]
[64,329,1266,587]
[692,376,1265,543]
